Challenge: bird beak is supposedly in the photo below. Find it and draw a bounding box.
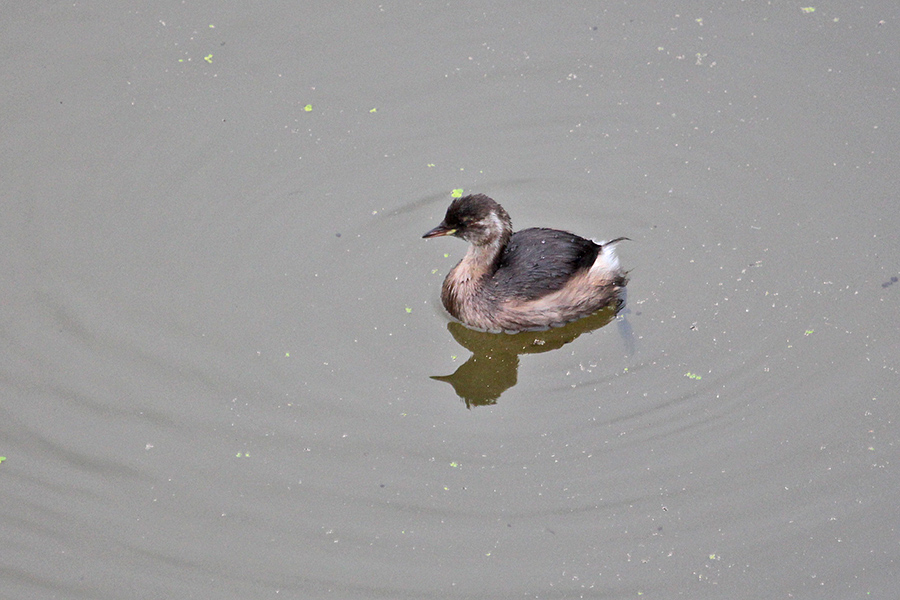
[423,223,455,239]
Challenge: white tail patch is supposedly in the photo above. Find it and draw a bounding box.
[589,240,622,276]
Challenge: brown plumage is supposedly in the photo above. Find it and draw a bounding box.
[423,194,628,332]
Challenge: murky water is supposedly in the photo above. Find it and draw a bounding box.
[2,2,898,598]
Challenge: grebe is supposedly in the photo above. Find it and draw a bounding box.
[423,194,628,332]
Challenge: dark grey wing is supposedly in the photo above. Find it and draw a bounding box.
[489,228,601,301]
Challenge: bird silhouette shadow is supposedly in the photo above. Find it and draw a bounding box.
[431,299,626,408]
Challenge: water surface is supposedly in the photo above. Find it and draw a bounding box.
[2,2,898,598]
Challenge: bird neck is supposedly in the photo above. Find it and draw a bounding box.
[462,235,506,279]
[443,230,507,303]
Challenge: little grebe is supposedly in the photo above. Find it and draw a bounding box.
[423,194,628,332]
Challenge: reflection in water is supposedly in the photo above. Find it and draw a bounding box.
[432,301,627,407]
[614,288,636,357]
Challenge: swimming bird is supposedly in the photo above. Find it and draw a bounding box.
[423,194,628,332]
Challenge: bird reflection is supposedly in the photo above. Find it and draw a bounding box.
[431,300,625,407]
